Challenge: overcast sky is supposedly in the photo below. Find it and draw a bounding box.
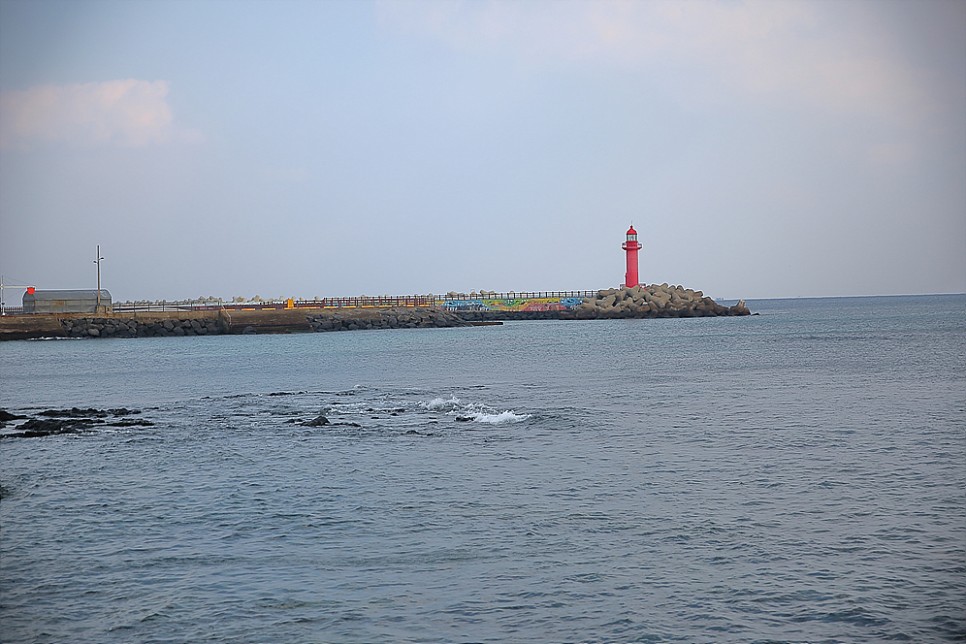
[1,0,963,302]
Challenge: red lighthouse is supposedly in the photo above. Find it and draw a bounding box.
[622,225,642,288]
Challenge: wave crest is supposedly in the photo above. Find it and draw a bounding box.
[424,396,530,425]
[459,409,531,425]
[424,396,461,411]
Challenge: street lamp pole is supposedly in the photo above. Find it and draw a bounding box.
[94,245,104,311]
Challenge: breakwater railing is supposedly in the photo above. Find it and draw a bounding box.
[107,291,600,313]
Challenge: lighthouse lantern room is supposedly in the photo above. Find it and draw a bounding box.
[621,225,642,288]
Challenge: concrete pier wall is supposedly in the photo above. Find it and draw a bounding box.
[0,284,750,341]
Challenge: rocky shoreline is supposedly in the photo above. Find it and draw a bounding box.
[0,286,751,341]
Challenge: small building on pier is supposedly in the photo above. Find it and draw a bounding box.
[22,289,112,314]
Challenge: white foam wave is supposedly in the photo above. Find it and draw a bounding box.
[424,396,461,411]
[461,409,531,425]
[424,396,530,424]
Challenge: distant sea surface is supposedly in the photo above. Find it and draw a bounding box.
[1,295,964,643]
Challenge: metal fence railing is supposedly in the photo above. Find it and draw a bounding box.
[437,291,598,301]
[7,291,601,315]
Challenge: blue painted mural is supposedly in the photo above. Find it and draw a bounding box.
[440,296,584,312]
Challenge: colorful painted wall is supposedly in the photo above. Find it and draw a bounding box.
[440,297,584,312]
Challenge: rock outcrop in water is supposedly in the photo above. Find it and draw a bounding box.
[0,410,28,425]
[0,407,153,439]
[575,284,750,319]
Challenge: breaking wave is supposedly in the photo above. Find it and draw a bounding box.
[423,396,531,425]
[424,396,462,411]
[459,409,531,425]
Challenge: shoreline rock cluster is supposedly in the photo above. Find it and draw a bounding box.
[62,317,225,338]
[0,407,153,439]
[575,284,750,319]
[306,307,470,332]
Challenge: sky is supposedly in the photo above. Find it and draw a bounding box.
[0,0,963,302]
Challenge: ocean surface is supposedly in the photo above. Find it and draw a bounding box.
[1,295,964,643]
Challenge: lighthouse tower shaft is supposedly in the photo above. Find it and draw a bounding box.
[622,226,642,288]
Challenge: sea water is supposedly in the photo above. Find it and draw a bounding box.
[1,295,964,643]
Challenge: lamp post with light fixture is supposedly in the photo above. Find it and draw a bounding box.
[94,245,105,311]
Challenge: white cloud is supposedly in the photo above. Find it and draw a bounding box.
[379,0,946,129]
[0,79,200,149]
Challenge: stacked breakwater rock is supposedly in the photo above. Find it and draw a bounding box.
[575,284,750,319]
[307,307,469,332]
[0,308,472,341]
[62,316,224,338]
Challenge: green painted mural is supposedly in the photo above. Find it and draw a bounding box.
[441,297,585,312]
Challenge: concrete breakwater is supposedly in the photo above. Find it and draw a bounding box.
[62,308,471,338]
[0,285,750,341]
[0,307,472,341]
